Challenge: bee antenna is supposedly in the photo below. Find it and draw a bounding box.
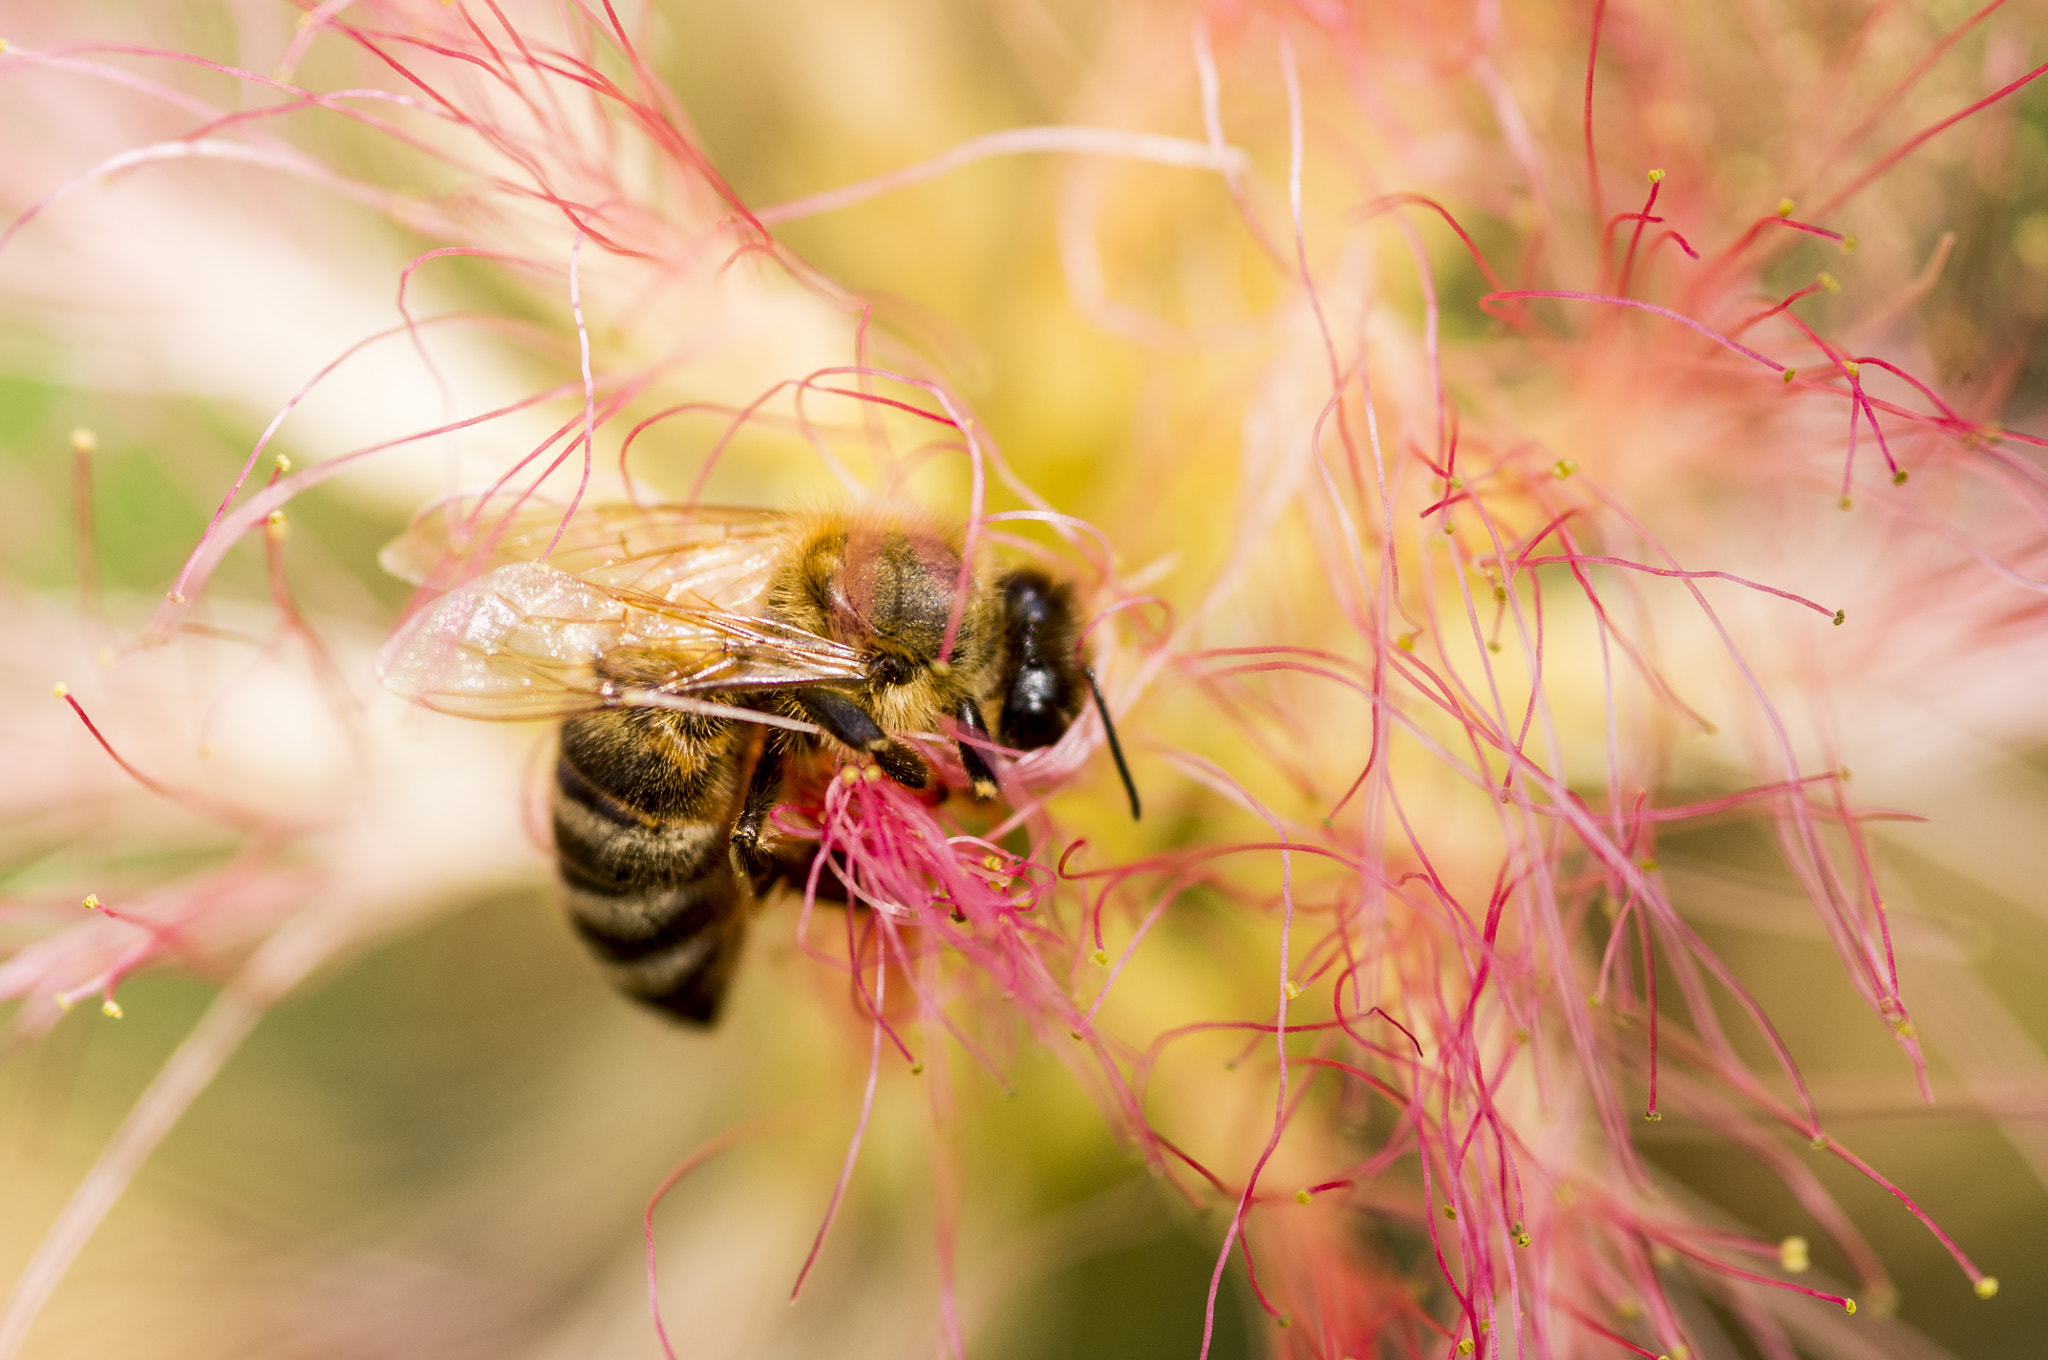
[1083,666,1140,821]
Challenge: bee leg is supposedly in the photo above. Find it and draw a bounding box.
[792,687,929,790]
[953,698,1000,801]
[729,739,784,891]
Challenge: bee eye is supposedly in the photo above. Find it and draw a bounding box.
[873,653,913,688]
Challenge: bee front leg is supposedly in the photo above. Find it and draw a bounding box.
[953,698,1000,801]
[791,687,929,790]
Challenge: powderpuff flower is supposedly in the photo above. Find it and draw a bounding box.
[2,2,2046,1359]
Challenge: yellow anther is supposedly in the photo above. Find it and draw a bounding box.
[909,1061,924,1074]
[1553,457,1578,478]
[1295,1189,1312,1205]
[1514,1228,1532,1248]
[839,766,859,784]
[266,509,288,536]
[1069,1028,1085,1041]
[1839,767,1853,781]
[1588,992,1603,1008]
[1817,271,1841,293]
[929,659,952,677]
[1284,980,1303,1001]
[1091,948,1109,965]
[1639,857,1659,871]
[1843,1298,1857,1315]
[1397,632,1418,652]
[1448,474,1465,490]
[1782,367,1797,383]
[861,764,883,783]
[1810,1133,1830,1150]
[1975,1276,1999,1299]
[1644,1109,1663,1122]
[70,427,97,455]
[1780,1236,1810,1273]
[1514,1027,1530,1043]
[1493,585,1508,603]
[1443,1204,1457,1220]
[983,854,1003,871]
[1487,641,1502,654]
[167,591,187,605]
[1443,519,1456,536]
[274,454,291,473]
[1776,198,1796,218]
[1648,168,1666,184]
[101,998,123,1019]
[82,893,100,911]
[1457,1341,1475,1356]
[1844,360,1861,379]
[1842,233,1859,254]
[1892,469,1909,485]
[1895,1021,1916,1039]
[1277,1312,1293,1329]
[1832,609,1846,626]
[54,994,74,1013]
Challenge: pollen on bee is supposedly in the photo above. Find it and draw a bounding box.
[929,659,952,677]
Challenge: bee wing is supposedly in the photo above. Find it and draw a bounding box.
[380,498,795,611]
[377,561,867,721]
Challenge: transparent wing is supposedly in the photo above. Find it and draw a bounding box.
[378,561,868,720]
[380,497,796,613]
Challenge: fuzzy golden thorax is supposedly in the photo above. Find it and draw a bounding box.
[764,512,1001,739]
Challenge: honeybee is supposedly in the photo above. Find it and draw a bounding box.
[378,501,1138,1024]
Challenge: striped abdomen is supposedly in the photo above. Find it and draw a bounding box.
[551,707,746,1024]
